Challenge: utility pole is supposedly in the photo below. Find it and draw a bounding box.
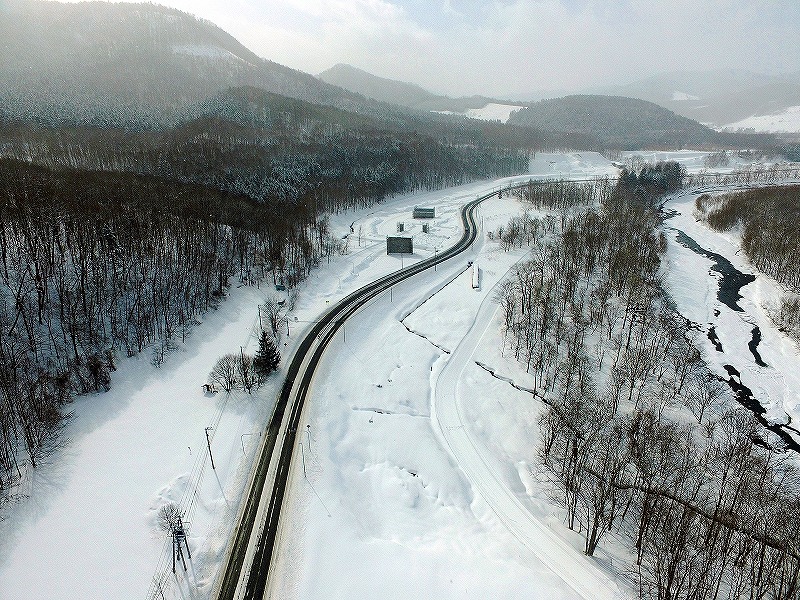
[205,426,215,470]
[171,515,191,573]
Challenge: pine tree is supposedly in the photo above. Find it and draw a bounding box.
[253,330,280,381]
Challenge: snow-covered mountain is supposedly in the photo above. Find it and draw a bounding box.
[0,0,373,128]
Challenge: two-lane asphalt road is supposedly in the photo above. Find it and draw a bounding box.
[213,190,497,600]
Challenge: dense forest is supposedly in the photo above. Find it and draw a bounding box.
[0,87,532,208]
[0,81,533,506]
[508,95,779,151]
[495,177,800,599]
[0,159,334,498]
[695,186,800,342]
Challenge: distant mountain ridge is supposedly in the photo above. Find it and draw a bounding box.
[588,70,800,129]
[318,63,513,114]
[319,64,439,109]
[0,2,782,152]
[319,64,762,149]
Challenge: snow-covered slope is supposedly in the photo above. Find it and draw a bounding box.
[438,103,525,123]
[722,106,800,133]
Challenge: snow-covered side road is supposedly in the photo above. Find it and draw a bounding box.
[431,266,624,600]
[269,152,635,600]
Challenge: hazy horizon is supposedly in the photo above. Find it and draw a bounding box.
[46,0,800,99]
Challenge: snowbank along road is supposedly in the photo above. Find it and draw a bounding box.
[214,190,494,599]
[432,263,624,600]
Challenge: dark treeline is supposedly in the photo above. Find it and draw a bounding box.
[497,178,800,599]
[695,186,800,289]
[617,161,686,203]
[0,159,345,502]
[0,87,530,214]
[695,186,800,344]
[0,85,536,508]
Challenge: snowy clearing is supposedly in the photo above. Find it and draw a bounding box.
[721,105,800,133]
[671,91,700,101]
[434,103,525,123]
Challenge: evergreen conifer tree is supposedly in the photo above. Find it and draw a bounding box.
[254,330,280,380]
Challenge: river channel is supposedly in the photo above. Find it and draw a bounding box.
[664,220,798,452]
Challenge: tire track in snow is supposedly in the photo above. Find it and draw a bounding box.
[431,276,626,600]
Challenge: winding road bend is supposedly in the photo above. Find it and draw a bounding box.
[213,191,493,600]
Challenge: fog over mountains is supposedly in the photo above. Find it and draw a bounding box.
[0,0,792,150]
[318,63,503,114]
[589,70,800,128]
[0,0,387,128]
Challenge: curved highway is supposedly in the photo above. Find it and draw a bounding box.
[214,189,498,600]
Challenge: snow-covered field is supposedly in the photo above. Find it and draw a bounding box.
[434,102,525,123]
[671,91,700,101]
[721,106,800,133]
[2,150,794,600]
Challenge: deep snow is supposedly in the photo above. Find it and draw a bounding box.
[662,188,800,435]
[433,103,525,123]
[722,106,800,133]
[1,151,795,600]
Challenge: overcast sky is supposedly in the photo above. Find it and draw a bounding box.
[60,0,800,97]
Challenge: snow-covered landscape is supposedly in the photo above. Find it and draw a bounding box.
[2,4,800,598]
[434,103,526,123]
[722,106,800,133]
[3,149,798,600]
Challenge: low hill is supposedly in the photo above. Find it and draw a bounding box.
[507,95,728,149]
[590,70,800,129]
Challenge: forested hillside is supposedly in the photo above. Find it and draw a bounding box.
[0,87,529,209]
[508,95,777,150]
[590,69,800,129]
[495,177,800,599]
[0,0,399,129]
[0,160,313,496]
[0,85,530,502]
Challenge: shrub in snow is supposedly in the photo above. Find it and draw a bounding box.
[209,354,239,392]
